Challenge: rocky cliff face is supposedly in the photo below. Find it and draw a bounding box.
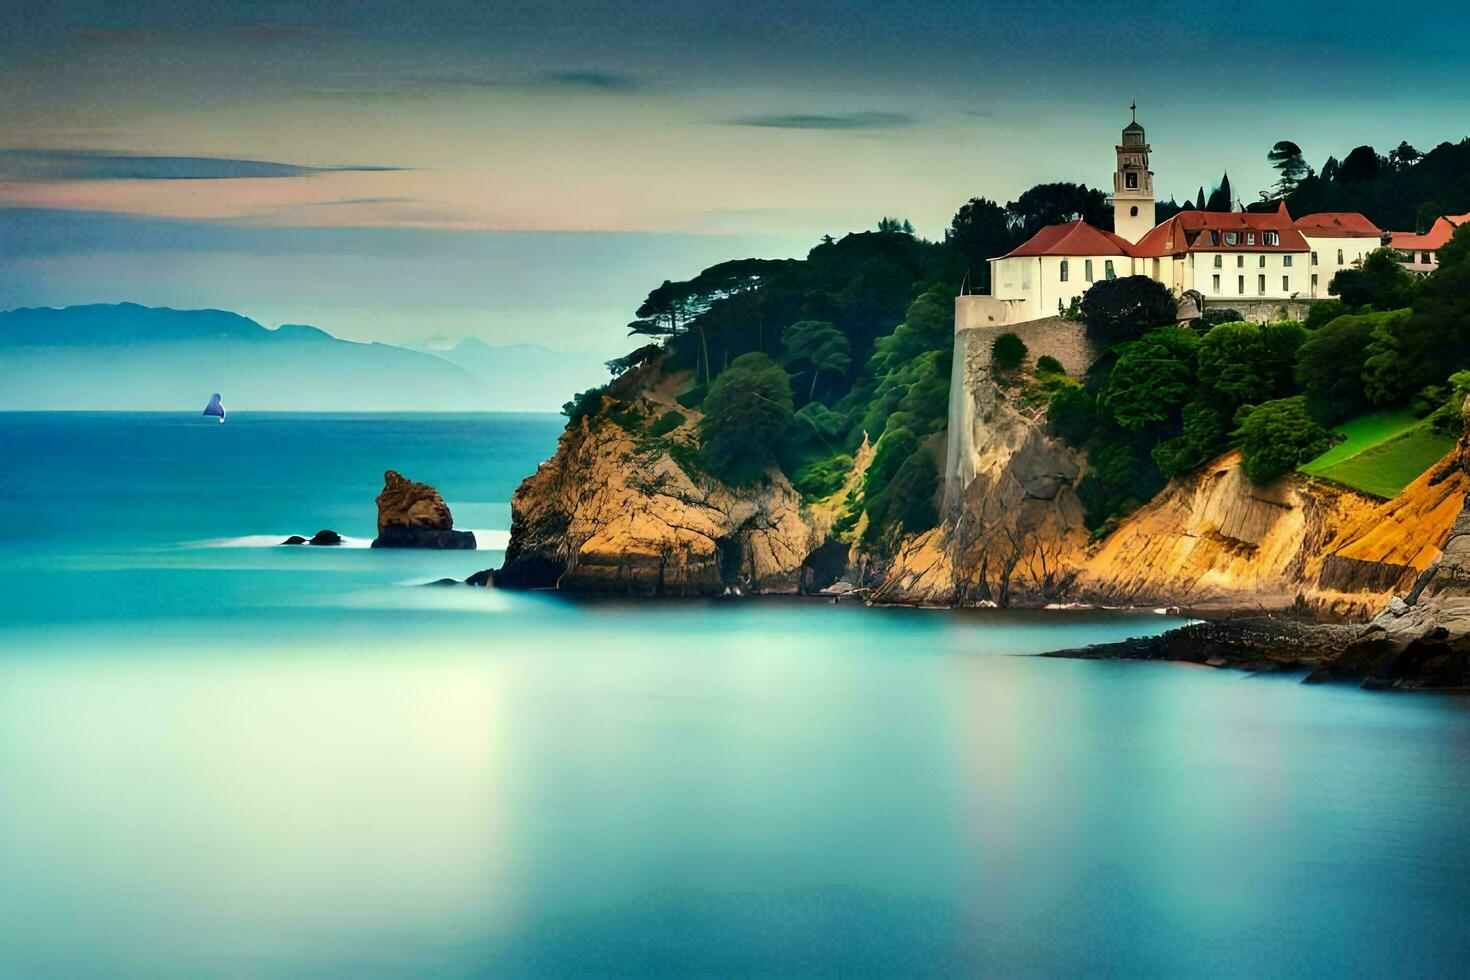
[497,375,824,595]
[1069,451,1467,617]
[876,372,1088,606]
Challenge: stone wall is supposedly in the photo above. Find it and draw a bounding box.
[943,307,1101,508]
[1202,297,1315,323]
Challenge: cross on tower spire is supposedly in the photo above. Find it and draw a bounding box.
[1130,101,1137,122]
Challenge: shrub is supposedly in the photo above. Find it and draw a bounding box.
[1294,311,1379,423]
[991,332,1028,370]
[645,409,686,437]
[1048,386,1099,445]
[1236,396,1333,485]
[695,353,794,485]
[1306,300,1351,329]
[1080,275,1178,344]
[1197,319,1306,410]
[675,383,708,409]
[792,453,854,501]
[1098,327,1198,431]
[561,386,608,424]
[1329,248,1417,310]
[1035,354,1064,375]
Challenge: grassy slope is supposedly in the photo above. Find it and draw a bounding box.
[1300,410,1454,498]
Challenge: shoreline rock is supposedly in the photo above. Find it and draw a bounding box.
[371,470,476,550]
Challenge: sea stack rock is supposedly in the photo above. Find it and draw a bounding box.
[371,470,476,549]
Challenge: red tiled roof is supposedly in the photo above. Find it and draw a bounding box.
[1292,212,1382,237]
[1132,202,1308,256]
[997,219,1137,259]
[1389,213,1470,252]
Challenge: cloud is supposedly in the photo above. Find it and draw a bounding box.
[535,70,642,93]
[724,111,918,131]
[0,150,404,181]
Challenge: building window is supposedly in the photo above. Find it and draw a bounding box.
[1059,260,1068,282]
[1224,232,1238,245]
[1213,274,1221,293]
[1130,205,1138,217]
[1422,251,1432,264]
[1312,274,1318,290]
[1283,254,1292,267]
[1238,275,1245,294]
[1210,231,1220,246]
[1312,251,1319,265]
[1246,232,1256,245]
[1085,259,1093,282]
[1237,255,1244,268]
[1214,254,1222,268]
[1105,260,1116,279]
[1258,274,1266,295]
[1259,254,1267,268]
[1264,231,1279,246]
[1125,172,1138,189]
[1337,249,1344,264]
[1283,275,1290,292]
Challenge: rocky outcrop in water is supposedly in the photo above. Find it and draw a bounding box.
[371,470,476,549]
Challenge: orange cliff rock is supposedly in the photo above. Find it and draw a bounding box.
[1068,450,1466,616]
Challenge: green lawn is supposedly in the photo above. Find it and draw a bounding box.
[1299,411,1455,498]
[1298,410,1424,475]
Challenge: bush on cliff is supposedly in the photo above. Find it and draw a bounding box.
[1196,319,1307,412]
[696,353,794,485]
[1294,311,1381,423]
[645,410,686,437]
[1329,247,1418,311]
[861,446,939,547]
[991,332,1028,370]
[1098,328,1198,431]
[1081,275,1178,344]
[1236,396,1333,485]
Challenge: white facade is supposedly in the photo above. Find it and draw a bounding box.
[1184,250,1311,301]
[1303,235,1380,297]
[991,254,1139,317]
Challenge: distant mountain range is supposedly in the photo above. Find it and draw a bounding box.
[0,304,605,412]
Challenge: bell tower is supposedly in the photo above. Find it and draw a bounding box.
[1111,103,1155,244]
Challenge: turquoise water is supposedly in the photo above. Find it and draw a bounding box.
[2,413,1469,977]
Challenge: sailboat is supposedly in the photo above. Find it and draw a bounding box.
[203,393,226,423]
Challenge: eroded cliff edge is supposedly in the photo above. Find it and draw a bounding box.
[496,362,834,595]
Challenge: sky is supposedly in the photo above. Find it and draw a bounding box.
[2,0,1467,360]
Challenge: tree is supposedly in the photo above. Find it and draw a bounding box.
[1236,396,1332,485]
[1206,172,1234,211]
[1197,319,1306,410]
[1389,141,1422,170]
[1080,275,1178,344]
[1195,186,1207,210]
[991,332,1028,370]
[876,216,915,234]
[606,343,661,376]
[1337,145,1382,183]
[782,320,851,398]
[1329,247,1417,309]
[1320,155,1340,182]
[1005,182,1112,238]
[1099,328,1199,431]
[696,353,794,484]
[1294,312,1379,423]
[948,197,1010,292]
[1267,140,1309,198]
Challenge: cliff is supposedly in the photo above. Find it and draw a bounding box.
[497,368,825,595]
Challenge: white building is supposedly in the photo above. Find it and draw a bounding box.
[959,113,1384,326]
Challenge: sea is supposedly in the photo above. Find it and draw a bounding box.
[1,412,1468,977]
